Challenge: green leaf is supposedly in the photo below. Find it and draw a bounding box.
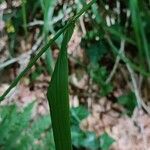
[31,115,51,137]
[31,115,55,150]
[71,106,90,125]
[71,126,84,148]
[71,107,99,150]
[82,132,99,150]
[0,102,35,149]
[99,133,115,150]
[86,42,107,65]
[101,83,113,96]
[90,66,113,96]
[71,126,99,150]
[47,22,75,150]
[117,92,137,116]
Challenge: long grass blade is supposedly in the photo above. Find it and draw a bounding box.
[130,0,150,71]
[0,0,96,102]
[22,0,28,37]
[47,23,75,150]
[41,0,56,74]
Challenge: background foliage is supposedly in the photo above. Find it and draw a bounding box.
[0,0,150,149]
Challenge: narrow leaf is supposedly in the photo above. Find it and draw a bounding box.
[47,23,75,150]
[130,0,150,71]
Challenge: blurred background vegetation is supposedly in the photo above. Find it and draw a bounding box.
[0,0,150,149]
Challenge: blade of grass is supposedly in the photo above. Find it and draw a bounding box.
[22,0,28,37]
[130,0,150,71]
[0,23,68,102]
[0,0,96,100]
[40,0,56,74]
[104,26,135,45]
[45,49,54,74]
[47,22,75,150]
[40,0,56,33]
[73,0,96,21]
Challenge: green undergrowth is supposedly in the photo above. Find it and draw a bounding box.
[0,0,150,149]
[0,103,114,150]
[0,102,55,150]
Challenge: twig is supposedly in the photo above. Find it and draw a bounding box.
[105,33,150,114]
[79,16,86,36]
[106,40,125,83]
[27,8,72,27]
[27,20,44,27]
[112,36,149,149]
[0,36,43,70]
[126,62,150,114]
[126,60,149,150]
[106,10,130,83]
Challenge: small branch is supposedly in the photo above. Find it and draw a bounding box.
[106,40,125,83]
[27,20,44,27]
[117,38,150,114]
[126,62,150,114]
[105,35,150,77]
[106,34,150,114]
[0,36,43,70]
[106,10,130,83]
[79,16,86,36]
[27,8,72,27]
[126,59,148,150]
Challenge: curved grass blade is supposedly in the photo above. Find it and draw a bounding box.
[47,22,75,150]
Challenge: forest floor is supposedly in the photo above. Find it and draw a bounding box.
[1,29,150,149]
[0,0,150,149]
